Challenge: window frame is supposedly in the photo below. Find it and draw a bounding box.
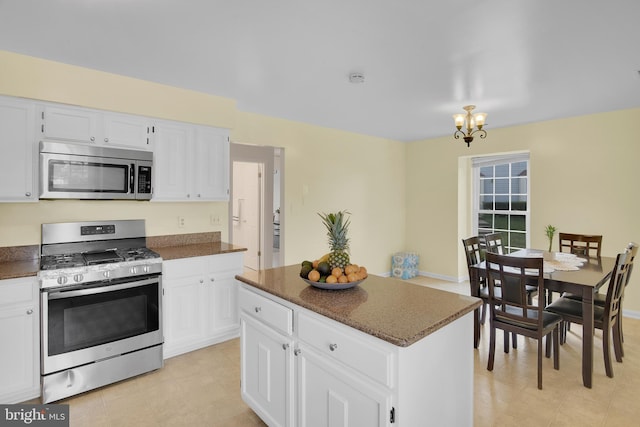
[472,153,531,252]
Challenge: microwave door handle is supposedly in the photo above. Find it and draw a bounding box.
[130,163,135,194]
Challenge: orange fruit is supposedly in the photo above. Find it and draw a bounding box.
[358,266,368,278]
[331,267,343,278]
[347,273,359,282]
[344,265,356,275]
[326,275,338,284]
[312,260,319,268]
[338,275,349,284]
[308,269,320,282]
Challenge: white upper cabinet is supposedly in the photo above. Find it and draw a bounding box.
[193,125,230,201]
[40,104,152,150]
[0,96,37,202]
[153,121,230,201]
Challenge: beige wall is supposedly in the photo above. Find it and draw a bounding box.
[0,51,406,275]
[405,108,640,311]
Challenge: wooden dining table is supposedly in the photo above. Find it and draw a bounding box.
[471,248,616,388]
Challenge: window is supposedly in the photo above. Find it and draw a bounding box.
[473,153,530,253]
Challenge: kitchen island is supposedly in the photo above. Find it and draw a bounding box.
[236,265,481,426]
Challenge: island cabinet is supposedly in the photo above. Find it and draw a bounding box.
[237,267,481,427]
[162,252,242,358]
[0,276,40,404]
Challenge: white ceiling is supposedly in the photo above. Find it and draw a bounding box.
[0,0,638,142]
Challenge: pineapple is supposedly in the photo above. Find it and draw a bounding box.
[318,211,351,270]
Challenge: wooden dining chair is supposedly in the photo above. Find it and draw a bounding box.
[562,242,637,352]
[462,236,493,348]
[485,252,562,389]
[546,249,632,378]
[558,232,602,257]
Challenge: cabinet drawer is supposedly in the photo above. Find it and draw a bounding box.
[297,311,394,388]
[0,277,37,307]
[239,287,293,336]
[207,252,243,272]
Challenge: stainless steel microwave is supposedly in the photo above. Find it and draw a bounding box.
[39,141,153,200]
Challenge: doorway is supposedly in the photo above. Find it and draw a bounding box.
[229,143,284,271]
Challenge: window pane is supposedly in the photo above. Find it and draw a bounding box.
[480,166,493,178]
[511,195,527,211]
[510,215,526,231]
[480,179,494,193]
[495,164,509,177]
[511,177,526,194]
[495,195,509,210]
[478,213,493,229]
[495,214,509,230]
[495,178,509,194]
[512,161,527,177]
[510,232,526,249]
[480,195,493,210]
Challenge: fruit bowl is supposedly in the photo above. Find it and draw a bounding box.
[301,277,365,290]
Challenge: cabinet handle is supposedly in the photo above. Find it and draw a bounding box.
[329,343,338,351]
[199,279,204,284]
[282,343,289,350]
[90,136,95,142]
[210,278,215,282]
[26,309,33,315]
[197,194,201,198]
[294,349,301,356]
[104,138,109,143]
[25,192,31,197]
[187,194,191,198]
[254,306,261,313]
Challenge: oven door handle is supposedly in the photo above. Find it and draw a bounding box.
[46,276,159,300]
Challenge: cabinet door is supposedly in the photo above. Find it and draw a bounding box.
[297,346,392,427]
[208,270,239,334]
[41,104,99,143]
[0,97,37,202]
[0,277,39,404]
[103,112,151,150]
[241,316,293,427]
[163,274,205,356]
[193,126,229,201]
[153,122,190,200]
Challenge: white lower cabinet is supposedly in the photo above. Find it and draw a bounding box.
[239,286,394,427]
[163,252,243,358]
[0,277,40,404]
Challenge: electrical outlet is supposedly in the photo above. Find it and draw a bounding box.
[210,214,220,225]
[178,216,185,228]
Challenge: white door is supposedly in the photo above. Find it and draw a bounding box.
[233,162,262,271]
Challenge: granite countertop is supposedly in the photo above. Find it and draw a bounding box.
[0,232,246,281]
[236,265,481,348]
[0,245,39,280]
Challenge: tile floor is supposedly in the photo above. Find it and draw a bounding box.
[31,276,640,426]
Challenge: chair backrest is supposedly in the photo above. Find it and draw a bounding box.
[484,232,506,254]
[462,236,485,268]
[485,252,545,328]
[624,242,638,287]
[604,250,633,322]
[558,232,602,257]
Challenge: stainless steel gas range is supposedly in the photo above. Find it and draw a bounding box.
[38,219,164,403]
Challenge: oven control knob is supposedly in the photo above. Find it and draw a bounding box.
[143,265,150,273]
[130,266,138,274]
[103,271,110,279]
[57,276,68,285]
[73,274,84,282]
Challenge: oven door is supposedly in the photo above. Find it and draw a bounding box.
[41,275,163,375]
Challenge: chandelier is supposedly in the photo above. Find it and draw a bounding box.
[453,105,487,147]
